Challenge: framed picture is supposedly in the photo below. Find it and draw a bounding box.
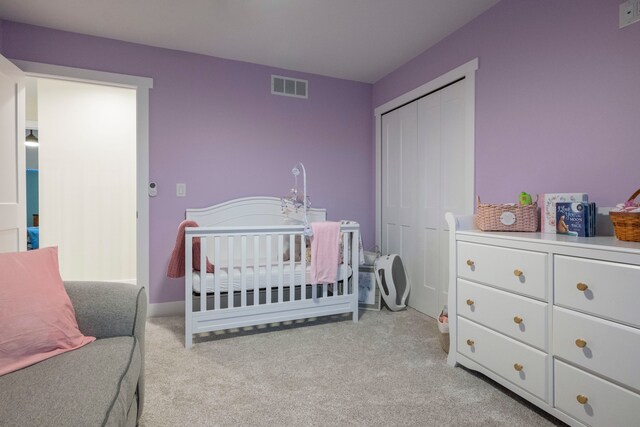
[358,264,381,311]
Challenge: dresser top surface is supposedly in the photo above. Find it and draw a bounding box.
[456,229,640,256]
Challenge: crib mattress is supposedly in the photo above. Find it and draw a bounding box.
[192,263,352,294]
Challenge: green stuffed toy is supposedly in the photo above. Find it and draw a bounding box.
[519,192,532,205]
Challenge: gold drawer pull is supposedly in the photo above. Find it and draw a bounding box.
[466,339,475,346]
[575,339,587,348]
[466,299,475,306]
[576,282,589,292]
[513,316,523,324]
[513,363,523,372]
[466,259,475,267]
[576,394,589,405]
[514,269,523,277]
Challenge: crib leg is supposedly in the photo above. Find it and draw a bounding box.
[185,311,193,349]
[352,305,359,323]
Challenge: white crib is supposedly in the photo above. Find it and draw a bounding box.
[184,197,360,348]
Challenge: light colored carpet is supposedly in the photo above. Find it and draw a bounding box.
[138,308,564,426]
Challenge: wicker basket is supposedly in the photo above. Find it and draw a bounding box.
[476,196,539,232]
[609,189,640,242]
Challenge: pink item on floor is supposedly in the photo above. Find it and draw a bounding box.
[310,221,341,284]
[167,220,214,278]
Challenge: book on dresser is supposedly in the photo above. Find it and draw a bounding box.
[541,193,588,234]
[556,202,597,237]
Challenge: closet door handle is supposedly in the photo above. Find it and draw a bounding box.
[466,339,475,346]
[466,259,475,267]
[466,299,474,306]
[513,363,523,372]
[513,316,523,324]
[576,282,588,291]
[514,269,523,277]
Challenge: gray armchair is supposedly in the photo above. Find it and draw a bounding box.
[0,282,147,426]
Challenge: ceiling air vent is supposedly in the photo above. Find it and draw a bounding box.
[272,75,308,99]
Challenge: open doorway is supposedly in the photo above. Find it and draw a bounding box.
[25,76,137,282]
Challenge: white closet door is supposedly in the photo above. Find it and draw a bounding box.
[382,79,469,318]
[415,90,441,317]
[419,80,468,316]
[381,102,418,279]
[440,81,469,224]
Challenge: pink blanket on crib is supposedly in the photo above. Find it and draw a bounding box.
[167,220,214,278]
[310,222,340,284]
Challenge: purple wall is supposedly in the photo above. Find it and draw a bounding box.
[374,0,640,208]
[6,0,638,304]
[1,21,373,304]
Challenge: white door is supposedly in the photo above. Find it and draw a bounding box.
[381,101,419,287]
[0,54,26,252]
[382,79,469,317]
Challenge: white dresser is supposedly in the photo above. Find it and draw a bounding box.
[445,214,640,427]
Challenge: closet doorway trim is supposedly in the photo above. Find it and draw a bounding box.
[374,58,478,248]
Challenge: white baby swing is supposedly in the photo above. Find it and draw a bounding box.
[374,254,411,311]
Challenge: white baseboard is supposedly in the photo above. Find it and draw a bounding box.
[148,300,184,317]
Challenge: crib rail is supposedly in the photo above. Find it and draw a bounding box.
[184,223,359,347]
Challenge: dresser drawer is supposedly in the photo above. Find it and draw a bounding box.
[457,242,547,300]
[457,279,548,351]
[457,317,548,401]
[555,360,640,427]
[555,255,640,328]
[553,307,640,392]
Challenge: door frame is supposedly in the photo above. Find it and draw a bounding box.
[11,59,153,296]
[373,58,478,249]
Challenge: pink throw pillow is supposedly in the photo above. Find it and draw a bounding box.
[0,247,95,376]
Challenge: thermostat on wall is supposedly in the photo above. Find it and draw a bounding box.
[149,182,158,197]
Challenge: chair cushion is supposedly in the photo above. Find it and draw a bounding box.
[0,247,95,375]
[0,336,141,427]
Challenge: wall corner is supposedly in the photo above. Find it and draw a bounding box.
[0,19,4,54]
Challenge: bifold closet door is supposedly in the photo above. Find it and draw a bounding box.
[417,80,468,317]
[381,101,419,297]
[381,79,468,318]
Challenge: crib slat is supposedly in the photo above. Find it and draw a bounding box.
[241,235,247,307]
[278,234,284,303]
[323,283,328,298]
[228,236,234,309]
[351,229,359,297]
[254,235,260,306]
[214,236,221,310]
[266,235,272,305]
[290,234,296,301]
[185,233,193,348]
[301,234,306,301]
[342,231,349,296]
[200,237,207,313]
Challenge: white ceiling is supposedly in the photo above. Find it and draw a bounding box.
[0,0,500,83]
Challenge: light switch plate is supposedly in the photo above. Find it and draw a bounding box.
[176,183,186,197]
